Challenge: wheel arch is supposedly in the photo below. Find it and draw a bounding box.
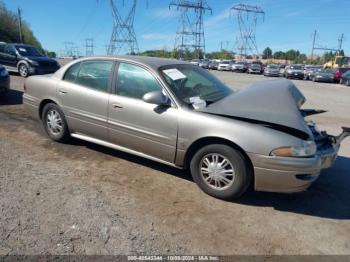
[38,99,59,119]
[17,60,30,70]
[184,137,254,172]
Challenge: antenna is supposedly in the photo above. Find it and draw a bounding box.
[170,0,212,59]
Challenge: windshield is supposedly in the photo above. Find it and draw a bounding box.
[160,64,233,107]
[15,45,43,57]
[267,65,278,69]
[290,65,302,70]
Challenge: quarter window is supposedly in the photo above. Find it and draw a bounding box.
[75,61,113,92]
[116,63,162,99]
[63,63,80,83]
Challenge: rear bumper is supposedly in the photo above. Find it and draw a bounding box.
[249,139,340,193]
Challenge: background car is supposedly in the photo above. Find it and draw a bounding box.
[231,62,247,72]
[199,60,210,69]
[208,61,218,70]
[0,64,10,95]
[190,59,200,66]
[217,61,233,71]
[0,42,60,77]
[339,70,350,86]
[303,65,322,80]
[311,68,336,83]
[279,64,286,76]
[334,67,350,83]
[248,63,262,74]
[284,64,304,79]
[264,64,280,77]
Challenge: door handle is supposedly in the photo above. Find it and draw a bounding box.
[112,103,123,109]
[58,89,67,94]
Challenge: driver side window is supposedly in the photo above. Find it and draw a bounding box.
[116,63,162,99]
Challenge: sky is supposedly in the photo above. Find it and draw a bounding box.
[3,0,350,56]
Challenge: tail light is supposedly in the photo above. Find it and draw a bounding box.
[23,84,27,92]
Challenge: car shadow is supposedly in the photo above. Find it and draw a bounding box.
[0,89,23,105]
[237,156,350,220]
[69,138,192,182]
[68,137,350,220]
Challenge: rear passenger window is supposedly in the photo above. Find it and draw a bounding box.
[63,63,81,83]
[75,61,113,92]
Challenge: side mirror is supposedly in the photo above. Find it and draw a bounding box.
[143,91,171,107]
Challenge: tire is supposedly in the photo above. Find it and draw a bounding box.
[190,144,252,200]
[18,63,29,77]
[42,103,70,142]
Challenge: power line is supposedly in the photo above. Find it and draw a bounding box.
[169,0,212,59]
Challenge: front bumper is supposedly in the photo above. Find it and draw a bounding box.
[264,71,280,77]
[250,127,349,193]
[0,76,10,93]
[286,72,304,79]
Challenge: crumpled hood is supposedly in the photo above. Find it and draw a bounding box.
[199,79,312,139]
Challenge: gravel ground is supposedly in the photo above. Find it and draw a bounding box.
[0,71,350,255]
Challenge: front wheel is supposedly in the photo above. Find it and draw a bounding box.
[42,103,70,142]
[190,144,252,200]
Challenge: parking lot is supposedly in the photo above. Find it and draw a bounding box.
[1,71,350,255]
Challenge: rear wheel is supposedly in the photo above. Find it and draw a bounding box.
[42,103,70,142]
[190,144,252,200]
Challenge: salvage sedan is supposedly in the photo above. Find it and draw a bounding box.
[23,56,349,200]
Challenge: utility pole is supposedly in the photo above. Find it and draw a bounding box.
[17,8,23,43]
[311,30,317,60]
[231,4,265,59]
[85,38,94,56]
[170,0,212,59]
[107,0,139,55]
[338,33,344,54]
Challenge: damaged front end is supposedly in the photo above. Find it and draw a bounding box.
[308,123,350,169]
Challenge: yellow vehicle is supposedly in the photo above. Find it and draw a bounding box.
[324,56,350,69]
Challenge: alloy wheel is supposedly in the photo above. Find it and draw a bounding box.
[199,153,235,191]
[46,109,63,136]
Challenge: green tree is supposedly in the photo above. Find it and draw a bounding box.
[0,1,43,52]
[262,47,272,59]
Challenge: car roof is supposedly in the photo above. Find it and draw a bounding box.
[79,55,190,70]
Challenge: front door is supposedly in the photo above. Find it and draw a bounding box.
[57,60,114,141]
[108,62,178,163]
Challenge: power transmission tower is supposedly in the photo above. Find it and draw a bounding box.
[63,42,74,57]
[231,4,265,58]
[107,0,139,55]
[85,38,94,56]
[310,31,346,57]
[170,0,212,59]
[17,8,23,43]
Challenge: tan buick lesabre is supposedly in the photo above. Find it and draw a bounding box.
[23,56,349,200]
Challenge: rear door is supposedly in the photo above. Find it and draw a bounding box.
[57,60,114,140]
[108,62,178,163]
